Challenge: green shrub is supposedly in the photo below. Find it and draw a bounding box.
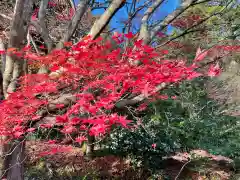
[107,78,240,170]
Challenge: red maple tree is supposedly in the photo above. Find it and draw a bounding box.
[0,33,220,155]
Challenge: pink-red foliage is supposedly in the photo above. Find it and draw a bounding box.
[0,34,221,154]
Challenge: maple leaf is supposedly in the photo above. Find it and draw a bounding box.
[55,104,65,108]
[48,1,57,7]
[22,45,31,51]
[39,45,45,49]
[194,48,208,62]
[89,124,108,136]
[117,116,131,128]
[80,125,87,130]
[171,96,177,99]
[75,136,87,144]
[38,151,51,157]
[47,140,57,144]
[7,48,17,52]
[70,117,81,125]
[186,71,202,80]
[26,128,35,133]
[40,124,53,129]
[208,63,221,77]
[152,143,156,149]
[56,116,68,124]
[137,103,147,111]
[64,42,73,47]
[61,125,76,134]
[0,50,6,55]
[125,32,134,39]
[134,40,143,48]
[14,131,24,138]
[50,64,60,72]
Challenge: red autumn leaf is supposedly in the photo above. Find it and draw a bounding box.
[125,32,134,39]
[47,140,57,144]
[208,63,221,77]
[32,115,41,121]
[48,1,57,7]
[89,124,108,136]
[152,143,156,149]
[55,104,65,108]
[134,39,143,47]
[61,125,76,134]
[38,151,51,157]
[56,116,68,124]
[194,48,208,62]
[26,128,35,133]
[40,124,53,129]
[117,116,131,128]
[161,50,169,55]
[22,45,31,51]
[7,48,17,52]
[64,42,73,47]
[137,103,147,111]
[70,117,81,125]
[14,131,24,138]
[75,136,87,144]
[49,147,59,154]
[50,64,60,71]
[171,96,177,99]
[0,50,6,55]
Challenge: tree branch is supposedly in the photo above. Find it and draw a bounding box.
[38,0,53,52]
[62,0,91,43]
[138,0,165,44]
[150,0,197,41]
[88,0,126,40]
[3,0,34,97]
[156,0,232,48]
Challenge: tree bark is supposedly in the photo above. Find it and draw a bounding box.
[88,0,125,40]
[150,0,197,40]
[1,0,33,179]
[1,139,26,180]
[63,0,91,43]
[138,0,164,45]
[86,134,95,160]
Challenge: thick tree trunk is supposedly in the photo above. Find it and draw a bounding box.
[86,134,95,159]
[1,140,26,180]
[1,0,33,179]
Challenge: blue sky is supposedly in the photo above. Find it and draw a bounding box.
[74,0,179,33]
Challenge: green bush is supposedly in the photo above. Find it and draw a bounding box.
[107,78,240,169]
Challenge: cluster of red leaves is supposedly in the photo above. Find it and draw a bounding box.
[0,33,221,153]
[171,15,202,29]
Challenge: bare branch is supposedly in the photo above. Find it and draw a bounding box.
[0,38,5,74]
[68,0,76,10]
[138,0,164,44]
[63,0,91,43]
[38,0,53,52]
[0,13,12,21]
[150,0,197,41]
[88,0,126,40]
[156,0,232,48]
[30,20,52,52]
[115,82,168,108]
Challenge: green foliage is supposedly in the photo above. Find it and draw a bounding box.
[107,78,240,170]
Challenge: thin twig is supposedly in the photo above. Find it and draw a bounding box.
[175,160,191,180]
